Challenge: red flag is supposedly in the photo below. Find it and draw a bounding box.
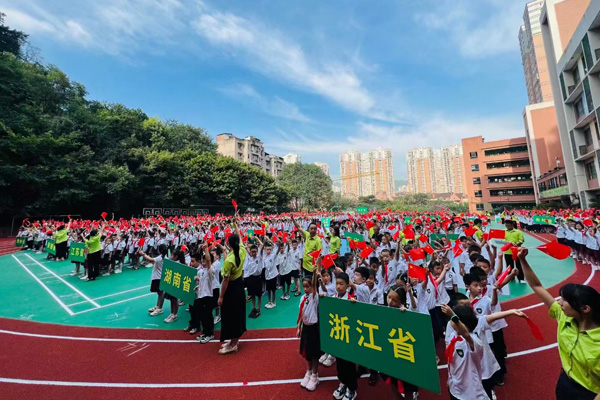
[537,240,570,260]
[423,244,434,255]
[138,238,145,247]
[392,230,400,241]
[366,221,375,229]
[452,241,463,258]
[322,253,338,268]
[348,240,356,251]
[232,199,238,212]
[418,235,428,243]
[308,249,322,260]
[511,247,519,261]
[582,218,593,227]
[360,247,374,259]
[464,228,477,237]
[409,248,425,261]
[525,317,544,341]
[482,233,489,241]
[488,229,505,239]
[101,212,108,219]
[497,267,512,286]
[500,242,512,252]
[403,228,415,240]
[408,263,427,280]
[356,241,367,250]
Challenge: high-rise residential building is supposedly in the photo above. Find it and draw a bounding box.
[462,136,536,212]
[216,133,284,178]
[339,148,394,199]
[283,153,302,164]
[518,0,587,206]
[406,145,464,194]
[313,162,330,176]
[541,0,597,208]
[520,0,554,104]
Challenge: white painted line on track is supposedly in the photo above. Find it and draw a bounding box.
[24,254,100,308]
[0,343,559,388]
[0,328,298,343]
[66,286,149,307]
[71,293,154,315]
[11,255,74,316]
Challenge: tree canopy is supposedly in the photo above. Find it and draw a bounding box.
[278,163,333,211]
[0,18,288,219]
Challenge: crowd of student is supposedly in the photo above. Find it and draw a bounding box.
[16,208,600,400]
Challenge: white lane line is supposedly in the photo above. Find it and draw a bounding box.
[11,255,74,316]
[23,254,100,308]
[126,344,150,357]
[0,342,558,388]
[71,293,154,315]
[66,286,149,307]
[0,328,298,343]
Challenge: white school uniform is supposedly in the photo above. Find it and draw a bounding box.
[211,260,222,290]
[300,293,319,325]
[195,267,214,299]
[243,254,262,278]
[446,334,489,400]
[263,250,279,281]
[470,295,493,343]
[416,280,436,314]
[151,255,163,280]
[354,282,370,303]
[369,286,383,305]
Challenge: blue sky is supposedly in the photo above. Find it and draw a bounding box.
[3,0,532,179]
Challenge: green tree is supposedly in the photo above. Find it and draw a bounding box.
[0,13,28,57]
[278,163,333,211]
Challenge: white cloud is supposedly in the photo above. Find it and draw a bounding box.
[192,7,405,123]
[415,0,527,58]
[220,83,313,123]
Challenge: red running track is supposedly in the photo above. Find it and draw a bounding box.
[0,238,597,400]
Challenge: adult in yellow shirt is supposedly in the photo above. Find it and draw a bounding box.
[84,226,103,281]
[53,220,71,261]
[519,248,600,400]
[327,225,341,255]
[292,216,322,277]
[504,219,525,283]
[218,219,247,355]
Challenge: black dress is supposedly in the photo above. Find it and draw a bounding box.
[219,276,247,341]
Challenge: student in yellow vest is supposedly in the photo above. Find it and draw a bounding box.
[292,216,322,280]
[503,219,525,283]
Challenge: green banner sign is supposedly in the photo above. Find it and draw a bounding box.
[319,296,440,394]
[69,242,86,263]
[344,232,365,242]
[159,259,197,304]
[246,229,255,238]
[45,238,56,255]
[533,215,556,225]
[429,233,459,245]
[356,206,368,214]
[321,217,332,231]
[16,237,27,247]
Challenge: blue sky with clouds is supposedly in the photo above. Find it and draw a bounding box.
[3,0,532,179]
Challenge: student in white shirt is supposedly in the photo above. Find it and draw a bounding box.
[258,237,281,310]
[297,266,321,392]
[189,247,216,343]
[442,304,489,400]
[243,243,263,318]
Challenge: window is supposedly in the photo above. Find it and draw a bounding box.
[487,174,531,183]
[486,160,530,169]
[586,161,598,180]
[489,188,535,197]
[470,152,478,159]
[574,96,585,120]
[471,164,479,172]
[473,177,481,184]
[475,204,485,211]
[474,190,482,198]
[584,127,593,146]
[573,65,581,85]
[483,145,528,157]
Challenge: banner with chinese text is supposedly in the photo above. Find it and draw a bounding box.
[16,237,26,247]
[356,207,368,214]
[344,232,365,242]
[69,243,86,263]
[45,239,56,255]
[321,217,332,231]
[159,259,197,304]
[319,296,441,394]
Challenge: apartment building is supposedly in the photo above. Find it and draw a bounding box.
[462,136,536,212]
[541,0,598,207]
[216,133,284,178]
[407,145,464,194]
[339,148,395,199]
[313,162,330,177]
